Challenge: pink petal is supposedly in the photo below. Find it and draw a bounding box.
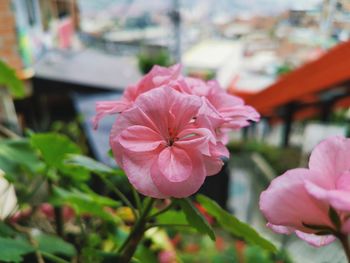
[295,231,336,247]
[259,168,331,231]
[151,150,206,198]
[93,100,130,129]
[135,87,201,136]
[203,156,224,176]
[110,106,160,141]
[152,64,182,86]
[176,128,213,155]
[119,125,163,152]
[306,182,350,212]
[157,147,192,182]
[121,148,167,198]
[309,136,350,183]
[266,223,294,234]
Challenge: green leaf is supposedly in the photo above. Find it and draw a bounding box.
[177,198,215,241]
[65,154,115,175]
[52,187,121,223]
[0,139,43,176]
[196,194,276,252]
[157,210,188,225]
[0,237,34,262]
[31,133,81,167]
[0,221,16,237]
[36,233,76,257]
[30,133,89,181]
[0,60,25,98]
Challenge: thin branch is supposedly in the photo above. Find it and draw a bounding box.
[99,176,138,219]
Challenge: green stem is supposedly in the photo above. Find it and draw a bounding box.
[131,187,142,211]
[339,234,350,263]
[118,198,155,262]
[99,176,138,219]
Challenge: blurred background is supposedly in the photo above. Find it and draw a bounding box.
[1,0,350,262]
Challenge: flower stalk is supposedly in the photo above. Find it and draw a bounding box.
[118,198,155,262]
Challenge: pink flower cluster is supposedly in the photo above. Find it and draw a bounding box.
[94,64,259,198]
[260,136,350,247]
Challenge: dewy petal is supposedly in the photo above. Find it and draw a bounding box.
[157,147,192,182]
[308,136,350,183]
[259,168,331,231]
[295,231,336,247]
[119,125,163,152]
[151,150,206,198]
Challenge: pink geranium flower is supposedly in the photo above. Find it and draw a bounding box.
[93,64,259,143]
[260,136,350,247]
[110,87,228,198]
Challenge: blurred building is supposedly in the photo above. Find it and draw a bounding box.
[0,0,23,71]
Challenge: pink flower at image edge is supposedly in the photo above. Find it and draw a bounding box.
[260,136,350,247]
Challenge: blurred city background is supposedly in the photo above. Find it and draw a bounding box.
[1,0,350,262]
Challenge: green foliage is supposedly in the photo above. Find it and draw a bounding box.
[138,49,172,74]
[0,60,25,98]
[31,133,89,182]
[244,245,272,263]
[35,233,76,257]
[0,139,43,177]
[157,210,188,225]
[177,198,215,241]
[196,194,276,253]
[65,154,118,175]
[0,237,34,262]
[30,133,81,168]
[52,186,121,223]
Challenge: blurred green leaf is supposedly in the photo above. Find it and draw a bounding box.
[0,139,43,176]
[0,221,16,237]
[244,245,272,263]
[52,187,121,223]
[30,133,89,181]
[36,233,76,257]
[196,195,276,253]
[0,237,34,262]
[157,210,188,225]
[31,133,81,167]
[177,198,215,241]
[0,60,25,98]
[65,154,116,175]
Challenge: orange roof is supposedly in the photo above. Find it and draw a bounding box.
[245,41,350,115]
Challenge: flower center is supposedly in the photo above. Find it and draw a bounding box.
[167,127,179,146]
